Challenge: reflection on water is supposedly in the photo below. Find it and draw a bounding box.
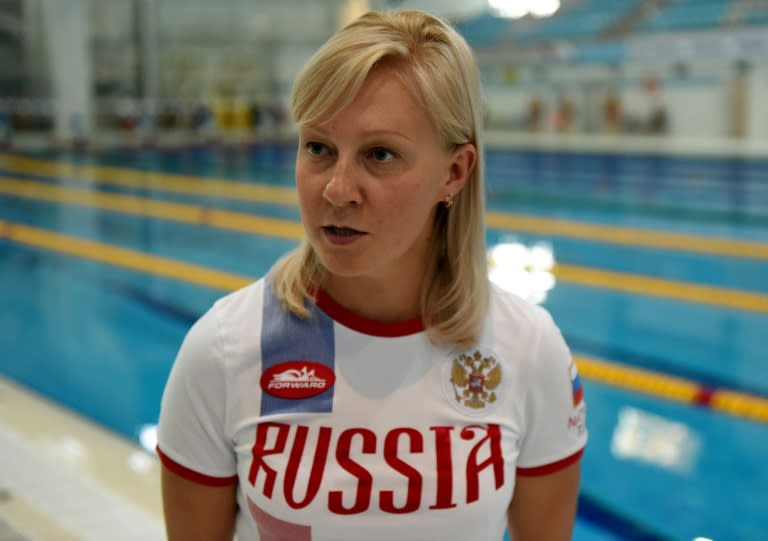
[611,406,700,474]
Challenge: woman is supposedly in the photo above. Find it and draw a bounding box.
[157,9,586,541]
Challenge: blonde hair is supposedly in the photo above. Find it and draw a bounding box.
[271,10,488,348]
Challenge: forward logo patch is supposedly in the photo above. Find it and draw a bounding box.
[261,361,335,400]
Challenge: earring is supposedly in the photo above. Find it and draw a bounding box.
[443,193,454,209]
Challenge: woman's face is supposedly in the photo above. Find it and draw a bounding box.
[295,67,474,291]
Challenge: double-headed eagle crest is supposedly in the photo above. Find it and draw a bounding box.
[450,351,502,409]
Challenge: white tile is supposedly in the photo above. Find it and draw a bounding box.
[0,377,164,541]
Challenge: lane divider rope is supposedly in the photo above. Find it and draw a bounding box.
[2,153,767,261]
[575,355,768,424]
[1,218,767,424]
[1,178,766,314]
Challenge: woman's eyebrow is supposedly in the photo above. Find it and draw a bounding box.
[301,126,413,143]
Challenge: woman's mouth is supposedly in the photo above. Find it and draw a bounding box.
[322,225,366,245]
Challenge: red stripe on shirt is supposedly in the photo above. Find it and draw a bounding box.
[157,446,238,487]
[516,448,584,477]
[314,288,424,337]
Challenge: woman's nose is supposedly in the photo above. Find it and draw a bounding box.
[323,156,362,207]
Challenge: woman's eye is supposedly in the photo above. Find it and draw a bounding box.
[370,147,395,162]
[305,141,327,156]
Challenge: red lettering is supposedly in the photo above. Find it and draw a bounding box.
[284,425,332,509]
[249,422,290,497]
[462,424,504,503]
[429,426,457,510]
[248,423,507,514]
[329,428,375,515]
[381,428,423,513]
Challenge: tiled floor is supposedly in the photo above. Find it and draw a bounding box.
[0,377,163,541]
[0,517,33,541]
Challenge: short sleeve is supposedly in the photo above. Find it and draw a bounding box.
[516,307,587,475]
[156,304,237,486]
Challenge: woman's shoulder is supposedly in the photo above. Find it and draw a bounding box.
[187,278,269,351]
[211,277,268,321]
[486,285,572,385]
[488,283,553,332]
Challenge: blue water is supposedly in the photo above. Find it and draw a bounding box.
[2,147,767,540]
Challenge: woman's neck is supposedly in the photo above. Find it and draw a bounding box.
[320,275,422,323]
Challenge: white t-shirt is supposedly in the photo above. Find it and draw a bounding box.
[157,277,587,541]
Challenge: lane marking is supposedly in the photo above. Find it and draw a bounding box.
[0,153,298,205]
[0,219,251,291]
[0,178,304,240]
[1,219,766,424]
[2,153,766,260]
[555,263,768,314]
[485,212,768,261]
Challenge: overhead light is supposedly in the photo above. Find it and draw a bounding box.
[488,0,529,19]
[529,0,561,18]
[488,0,561,19]
[488,240,556,304]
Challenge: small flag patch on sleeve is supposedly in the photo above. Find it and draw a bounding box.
[570,362,584,406]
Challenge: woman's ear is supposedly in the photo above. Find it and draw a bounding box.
[445,143,477,197]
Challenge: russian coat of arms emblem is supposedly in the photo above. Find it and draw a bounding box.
[450,351,502,409]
